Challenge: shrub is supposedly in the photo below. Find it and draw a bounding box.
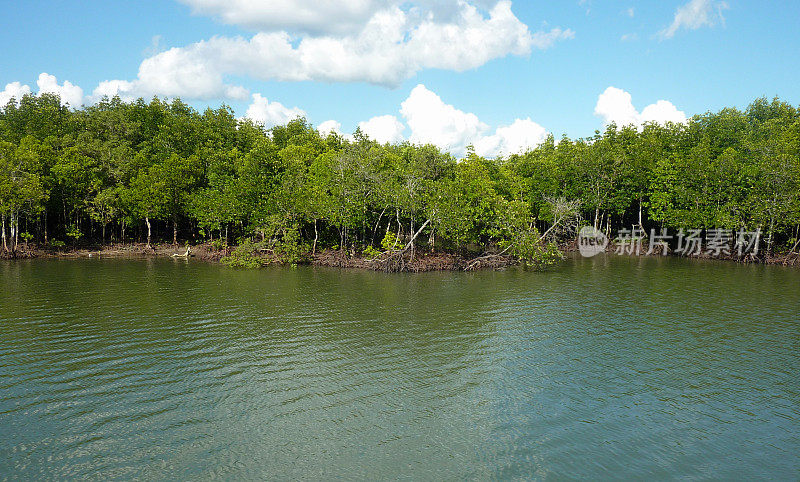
[363,245,381,259]
[66,226,82,241]
[380,232,400,251]
[211,238,225,251]
[221,240,267,268]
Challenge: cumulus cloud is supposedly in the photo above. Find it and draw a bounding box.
[90,80,139,104]
[474,118,548,157]
[243,93,305,128]
[358,115,405,144]
[400,84,487,154]
[0,81,32,106]
[1,74,85,108]
[37,73,84,108]
[351,84,549,157]
[94,1,572,99]
[594,86,686,128]
[640,100,688,125]
[659,0,728,39]
[317,120,344,137]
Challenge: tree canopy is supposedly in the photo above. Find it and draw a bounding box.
[2,93,799,261]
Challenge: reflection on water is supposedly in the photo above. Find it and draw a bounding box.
[1,256,798,479]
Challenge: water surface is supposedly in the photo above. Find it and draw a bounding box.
[1,256,798,479]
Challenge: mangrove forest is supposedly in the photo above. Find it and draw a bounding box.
[1,94,799,267]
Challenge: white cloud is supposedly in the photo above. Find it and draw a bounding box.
[1,74,86,108]
[474,118,548,157]
[393,84,548,157]
[318,120,355,141]
[0,81,31,106]
[530,27,575,49]
[95,1,573,98]
[177,0,386,36]
[358,115,405,144]
[594,86,686,128]
[36,73,84,108]
[401,84,487,154]
[620,33,638,42]
[640,100,687,125]
[595,87,639,127]
[143,34,166,57]
[659,0,728,39]
[317,120,343,136]
[91,80,137,103]
[244,93,305,128]
[625,7,634,18]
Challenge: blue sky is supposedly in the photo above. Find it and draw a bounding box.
[1,0,799,156]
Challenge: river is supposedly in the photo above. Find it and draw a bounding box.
[1,256,798,479]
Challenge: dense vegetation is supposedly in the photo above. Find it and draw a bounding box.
[1,94,799,266]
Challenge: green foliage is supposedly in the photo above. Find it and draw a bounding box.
[65,226,82,241]
[1,93,799,260]
[272,223,308,265]
[380,232,399,251]
[495,199,563,269]
[363,245,381,259]
[220,240,267,269]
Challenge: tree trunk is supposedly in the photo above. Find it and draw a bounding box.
[402,219,431,252]
[1,214,7,252]
[410,214,415,258]
[10,210,16,252]
[15,212,19,251]
[43,210,47,245]
[638,196,644,230]
[371,208,386,245]
[767,215,775,256]
[395,208,401,249]
[789,235,800,254]
[172,215,178,245]
[313,219,318,255]
[145,216,152,248]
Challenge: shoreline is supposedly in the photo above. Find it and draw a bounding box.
[0,243,518,272]
[3,242,799,270]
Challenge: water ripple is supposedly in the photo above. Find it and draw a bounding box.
[0,257,799,479]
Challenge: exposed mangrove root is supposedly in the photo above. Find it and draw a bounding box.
[171,246,191,258]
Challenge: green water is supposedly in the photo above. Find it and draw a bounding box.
[1,256,798,480]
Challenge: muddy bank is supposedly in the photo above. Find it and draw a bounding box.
[0,243,231,262]
[1,243,517,272]
[3,242,798,269]
[311,249,516,272]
